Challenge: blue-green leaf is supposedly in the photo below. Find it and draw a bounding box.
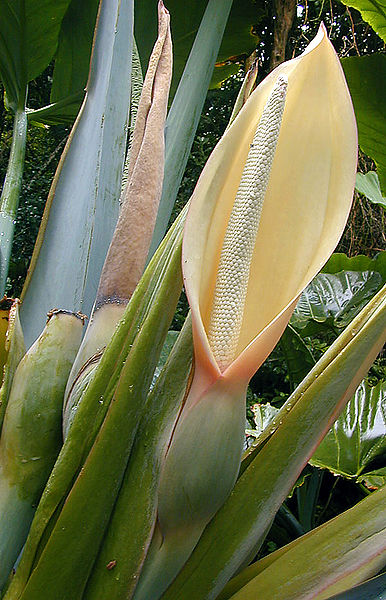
[20,0,133,348]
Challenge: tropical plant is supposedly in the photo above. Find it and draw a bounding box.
[0,1,385,600]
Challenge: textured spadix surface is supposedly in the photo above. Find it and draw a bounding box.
[183,23,357,387]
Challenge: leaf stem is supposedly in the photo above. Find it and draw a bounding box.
[0,94,28,294]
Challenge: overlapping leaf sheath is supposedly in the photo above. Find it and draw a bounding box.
[0,298,25,430]
[63,0,172,435]
[218,485,386,600]
[3,206,185,600]
[0,310,84,591]
[134,24,357,600]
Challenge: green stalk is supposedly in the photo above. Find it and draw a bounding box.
[83,314,193,600]
[0,92,28,295]
[0,310,84,592]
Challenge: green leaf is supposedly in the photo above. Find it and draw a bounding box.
[357,466,386,489]
[342,55,386,195]
[219,487,386,600]
[291,269,384,331]
[5,203,185,600]
[327,573,386,600]
[280,325,316,390]
[340,1,386,42]
[355,171,386,208]
[0,0,72,109]
[26,92,85,126]
[323,251,386,280]
[162,285,386,599]
[147,0,233,259]
[310,380,386,479]
[20,0,133,348]
[50,0,100,104]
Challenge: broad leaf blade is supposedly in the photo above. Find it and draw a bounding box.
[220,487,386,600]
[340,1,386,42]
[310,380,386,479]
[20,0,133,347]
[323,251,386,279]
[356,171,386,207]
[27,92,85,126]
[342,54,386,194]
[50,0,99,104]
[291,269,384,330]
[0,0,72,108]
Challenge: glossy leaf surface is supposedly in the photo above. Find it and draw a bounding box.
[310,380,386,479]
[291,269,384,330]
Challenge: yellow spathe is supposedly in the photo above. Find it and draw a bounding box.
[183,24,357,389]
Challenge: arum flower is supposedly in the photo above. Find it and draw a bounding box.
[134,25,357,600]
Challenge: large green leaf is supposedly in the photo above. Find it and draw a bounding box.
[162,286,386,599]
[20,0,133,348]
[342,54,386,195]
[340,1,386,42]
[310,380,386,479]
[26,92,85,126]
[26,0,100,126]
[291,268,384,331]
[219,487,386,600]
[0,0,72,109]
[279,325,316,390]
[355,171,386,208]
[147,0,233,258]
[50,0,100,104]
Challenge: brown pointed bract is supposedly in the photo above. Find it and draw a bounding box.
[96,0,172,306]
